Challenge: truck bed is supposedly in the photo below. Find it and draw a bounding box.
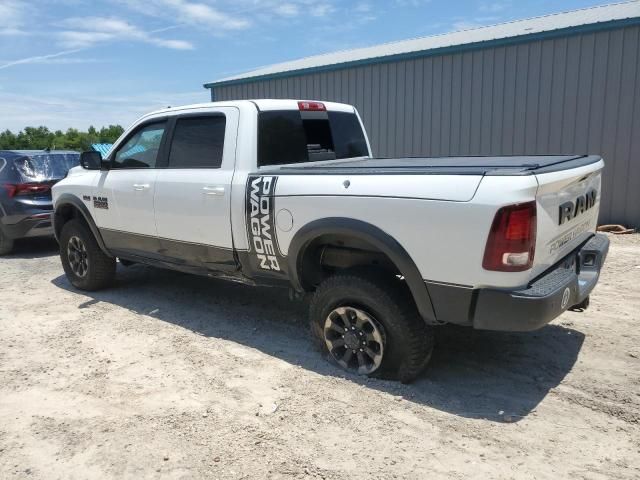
[263,155,601,176]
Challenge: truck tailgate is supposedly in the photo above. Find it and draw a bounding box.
[533,157,604,277]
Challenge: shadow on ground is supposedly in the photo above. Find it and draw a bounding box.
[4,237,58,259]
[51,263,585,423]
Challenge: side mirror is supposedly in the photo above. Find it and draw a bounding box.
[80,151,103,170]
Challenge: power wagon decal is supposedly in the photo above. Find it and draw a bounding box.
[245,176,287,278]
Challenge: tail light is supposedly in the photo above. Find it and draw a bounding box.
[298,101,326,111]
[2,182,52,198]
[483,201,537,272]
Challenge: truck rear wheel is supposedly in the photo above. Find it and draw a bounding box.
[60,219,116,291]
[309,272,434,383]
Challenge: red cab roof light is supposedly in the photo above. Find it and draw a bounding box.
[298,101,326,111]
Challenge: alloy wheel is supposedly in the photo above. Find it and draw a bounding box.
[67,236,89,278]
[323,306,386,375]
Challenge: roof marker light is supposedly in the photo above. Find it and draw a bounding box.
[298,101,326,111]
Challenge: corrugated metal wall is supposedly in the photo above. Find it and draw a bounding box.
[214,25,640,226]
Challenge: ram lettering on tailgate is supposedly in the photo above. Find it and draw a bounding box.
[559,189,597,225]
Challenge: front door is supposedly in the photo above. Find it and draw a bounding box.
[154,108,238,271]
[93,120,168,255]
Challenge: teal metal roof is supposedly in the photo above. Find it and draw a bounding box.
[204,1,640,89]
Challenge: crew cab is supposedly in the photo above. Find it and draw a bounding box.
[52,100,609,382]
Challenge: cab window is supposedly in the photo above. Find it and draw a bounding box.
[167,115,226,169]
[112,122,166,169]
[258,110,369,167]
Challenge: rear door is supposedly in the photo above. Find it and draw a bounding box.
[153,108,239,270]
[93,121,167,253]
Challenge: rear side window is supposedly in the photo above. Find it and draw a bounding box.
[258,109,369,167]
[168,115,226,168]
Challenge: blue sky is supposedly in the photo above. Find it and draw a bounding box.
[0,0,612,131]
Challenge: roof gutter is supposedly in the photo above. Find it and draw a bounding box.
[203,17,640,90]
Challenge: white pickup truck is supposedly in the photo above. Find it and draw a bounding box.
[52,99,609,382]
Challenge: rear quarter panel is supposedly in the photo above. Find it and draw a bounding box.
[271,173,539,288]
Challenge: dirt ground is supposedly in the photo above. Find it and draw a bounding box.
[0,234,638,480]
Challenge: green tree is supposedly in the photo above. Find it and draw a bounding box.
[14,126,54,150]
[0,130,17,149]
[0,125,125,151]
[98,125,124,143]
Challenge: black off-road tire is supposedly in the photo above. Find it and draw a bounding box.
[0,229,14,256]
[309,271,434,383]
[60,219,116,291]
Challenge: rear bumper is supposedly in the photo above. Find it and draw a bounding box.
[472,234,609,331]
[1,213,54,240]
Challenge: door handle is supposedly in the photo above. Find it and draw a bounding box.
[133,183,150,191]
[202,186,225,196]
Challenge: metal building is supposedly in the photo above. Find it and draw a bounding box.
[205,2,640,227]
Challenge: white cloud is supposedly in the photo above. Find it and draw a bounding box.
[164,0,250,29]
[309,3,335,17]
[350,2,375,22]
[274,3,300,17]
[394,0,432,6]
[451,15,500,31]
[451,21,483,31]
[354,2,372,13]
[56,16,194,50]
[0,90,206,132]
[0,28,30,36]
[0,0,24,24]
[0,49,84,71]
[0,57,105,66]
[60,16,136,33]
[117,0,250,29]
[154,39,193,50]
[0,0,31,36]
[58,31,113,48]
[479,1,511,13]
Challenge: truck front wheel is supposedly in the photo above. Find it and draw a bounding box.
[309,272,434,383]
[60,219,116,291]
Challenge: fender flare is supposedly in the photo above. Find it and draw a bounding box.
[287,218,437,324]
[53,193,112,257]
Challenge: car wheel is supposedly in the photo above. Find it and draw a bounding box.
[0,229,14,255]
[309,271,434,383]
[60,219,116,291]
